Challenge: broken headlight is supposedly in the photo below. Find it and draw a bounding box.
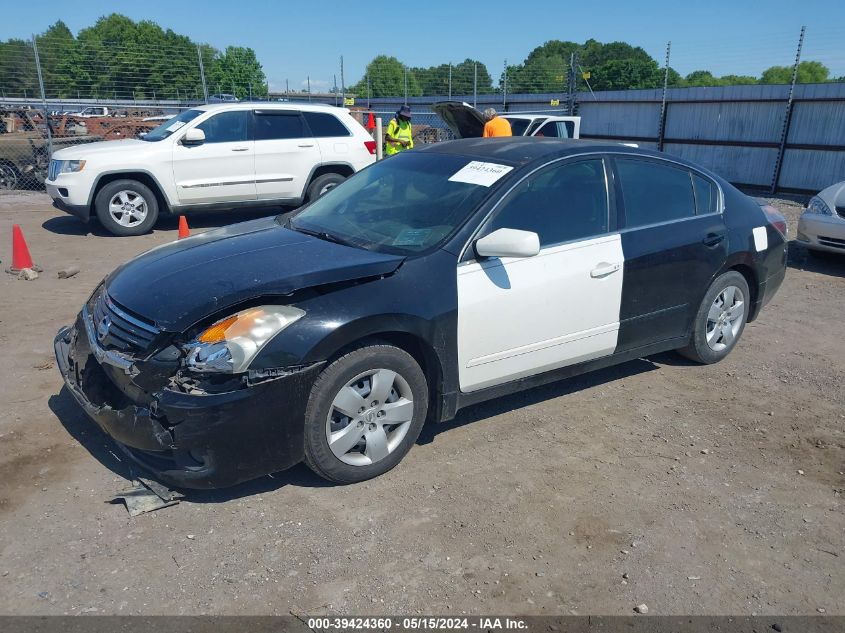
[184,305,305,374]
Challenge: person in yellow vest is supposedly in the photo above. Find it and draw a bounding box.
[482,108,512,137]
[385,105,414,156]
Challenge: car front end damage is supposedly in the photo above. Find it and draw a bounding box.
[53,287,323,489]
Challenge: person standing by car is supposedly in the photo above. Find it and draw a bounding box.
[385,106,414,156]
[482,108,512,137]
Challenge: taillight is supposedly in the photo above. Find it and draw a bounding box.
[364,140,376,155]
[761,204,787,238]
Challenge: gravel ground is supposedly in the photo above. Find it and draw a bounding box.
[0,192,842,616]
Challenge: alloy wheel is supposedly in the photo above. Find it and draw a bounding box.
[108,190,148,227]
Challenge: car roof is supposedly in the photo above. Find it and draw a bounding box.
[416,137,668,167]
[194,102,346,113]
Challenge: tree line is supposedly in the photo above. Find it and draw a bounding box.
[351,39,841,98]
[0,14,267,100]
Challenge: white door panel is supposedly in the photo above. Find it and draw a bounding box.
[457,233,624,392]
[254,139,320,199]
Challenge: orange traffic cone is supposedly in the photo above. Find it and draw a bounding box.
[366,111,375,131]
[9,224,35,273]
[178,215,190,239]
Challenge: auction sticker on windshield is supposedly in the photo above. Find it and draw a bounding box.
[448,161,513,187]
[166,120,187,132]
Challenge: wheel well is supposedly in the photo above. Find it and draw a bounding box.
[327,331,444,420]
[92,172,170,214]
[729,264,758,305]
[309,164,354,185]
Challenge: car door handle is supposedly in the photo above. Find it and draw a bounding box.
[590,262,621,278]
[702,232,726,247]
[298,143,315,148]
[231,147,249,152]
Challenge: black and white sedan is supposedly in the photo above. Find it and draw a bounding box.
[54,138,788,488]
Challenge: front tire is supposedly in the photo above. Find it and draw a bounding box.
[94,179,159,236]
[679,271,750,364]
[305,173,346,203]
[303,344,428,484]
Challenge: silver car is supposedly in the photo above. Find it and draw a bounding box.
[797,181,845,254]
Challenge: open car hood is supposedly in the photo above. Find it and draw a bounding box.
[431,101,486,139]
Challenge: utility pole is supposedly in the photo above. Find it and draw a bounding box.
[657,41,671,151]
[771,26,806,193]
[404,66,408,105]
[340,55,345,103]
[196,45,208,102]
[285,78,289,96]
[367,74,371,109]
[448,62,452,99]
[307,75,311,101]
[333,74,338,106]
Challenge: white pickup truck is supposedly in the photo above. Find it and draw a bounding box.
[431,101,581,139]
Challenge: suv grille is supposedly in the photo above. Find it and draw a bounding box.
[91,291,160,355]
[48,159,60,181]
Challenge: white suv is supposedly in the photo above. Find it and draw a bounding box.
[46,103,377,236]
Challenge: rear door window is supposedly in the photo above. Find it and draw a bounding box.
[253,111,308,140]
[692,173,719,215]
[615,158,696,228]
[303,112,351,137]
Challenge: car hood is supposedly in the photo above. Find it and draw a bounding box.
[431,101,485,139]
[51,138,150,159]
[105,217,406,332]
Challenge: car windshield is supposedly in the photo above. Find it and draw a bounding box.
[142,109,204,142]
[290,152,505,255]
[503,117,532,136]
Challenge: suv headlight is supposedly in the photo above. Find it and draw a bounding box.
[184,305,305,373]
[804,196,832,216]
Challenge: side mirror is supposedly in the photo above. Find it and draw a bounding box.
[475,228,540,259]
[182,128,205,145]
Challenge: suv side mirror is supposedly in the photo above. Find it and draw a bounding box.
[475,228,540,259]
[182,128,205,145]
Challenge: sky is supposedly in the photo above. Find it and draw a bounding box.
[2,0,844,91]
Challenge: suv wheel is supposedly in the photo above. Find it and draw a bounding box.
[94,179,159,236]
[303,344,428,484]
[305,173,346,202]
[679,271,750,364]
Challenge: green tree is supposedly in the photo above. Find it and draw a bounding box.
[206,46,267,99]
[0,38,38,98]
[760,60,829,84]
[350,55,420,98]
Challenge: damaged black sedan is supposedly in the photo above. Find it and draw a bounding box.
[55,139,787,488]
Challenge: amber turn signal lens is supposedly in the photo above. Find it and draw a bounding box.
[198,315,239,343]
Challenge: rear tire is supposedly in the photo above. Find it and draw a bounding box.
[679,271,750,364]
[305,173,346,203]
[303,344,428,484]
[94,179,159,236]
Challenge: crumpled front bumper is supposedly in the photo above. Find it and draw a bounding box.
[54,313,323,489]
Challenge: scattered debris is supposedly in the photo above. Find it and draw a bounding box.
[687,575,701,580]
[17,267,39,281]
[57,266,80,279]
[187,534,196,540]
[700,449,710,455]
[111,477,183,517]
[634,603,648,614]
[817,607,826,613]
[797,469,805,475]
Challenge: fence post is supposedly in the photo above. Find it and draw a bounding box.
[448,63,452,99]
[404,66,408,105]
[473,63,477,108]
[196,45,208,102]
[503,59,508,109]
[307,76,311,102]
[376,117,383,161]
[657,41,671,151]
[340,55,345,104]
[771,26,805,194]
[367,75,371,109]
[31,34,52,157]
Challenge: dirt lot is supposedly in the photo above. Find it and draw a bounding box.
[0,192,842,616]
